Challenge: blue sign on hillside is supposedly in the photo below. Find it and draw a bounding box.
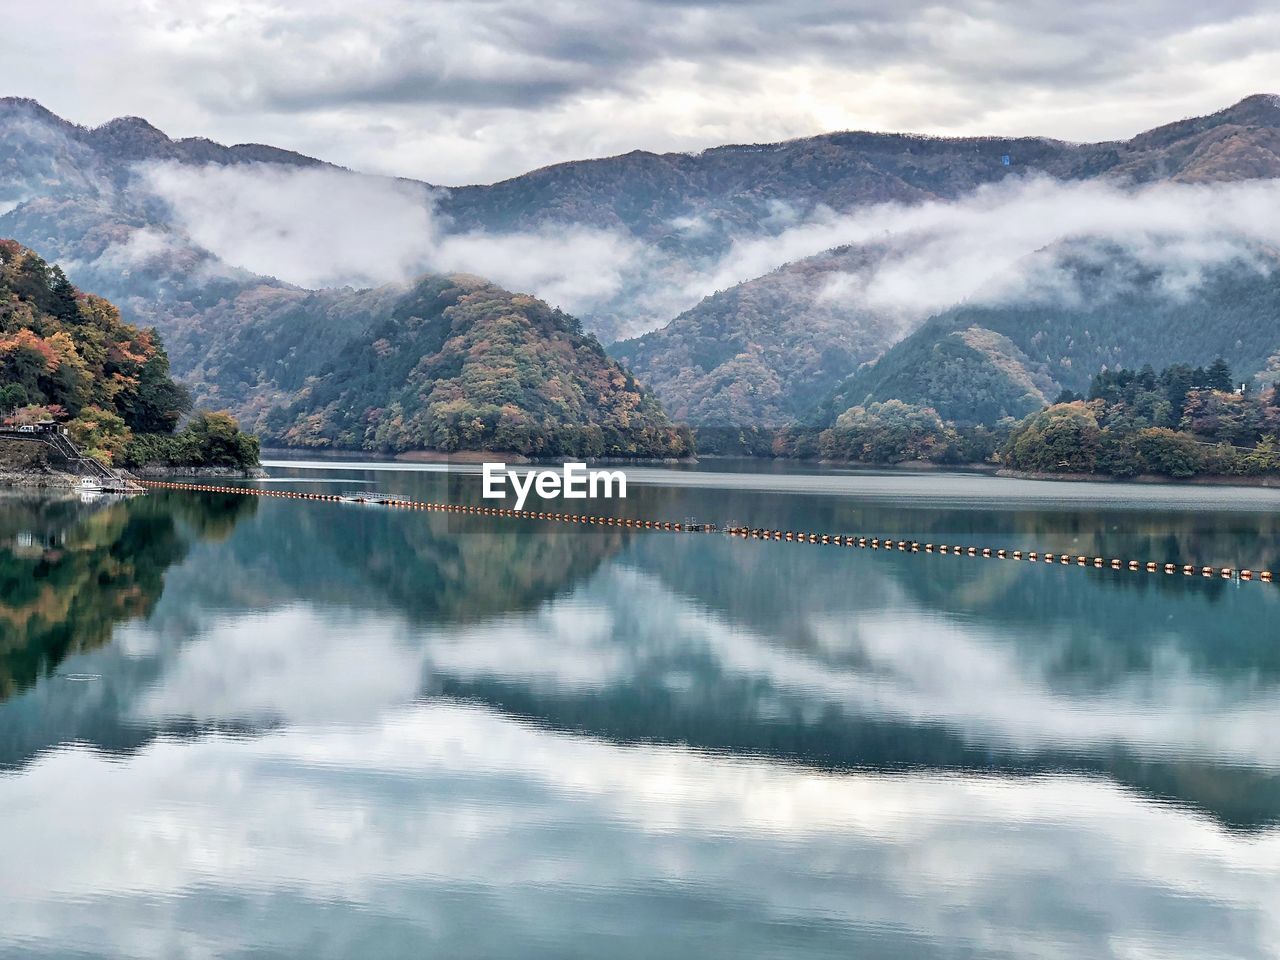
[1001,154,1011,166]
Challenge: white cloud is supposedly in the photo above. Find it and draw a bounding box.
[136,160,659,318]
[1,701,1278,958]
[137,163,440,289]
[1,0,1278,184]
[127,163,1280,337]
[117,558,1280,770]
[688,176,1280,326]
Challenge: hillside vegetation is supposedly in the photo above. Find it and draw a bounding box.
[1003,361,1280,479]
[264,275,691,458]
[783,358,1280,482]
[612,244,905,428]
[0,239,257,468]
[827,244,1280,425]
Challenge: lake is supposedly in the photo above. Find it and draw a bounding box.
[2,459,1279,959]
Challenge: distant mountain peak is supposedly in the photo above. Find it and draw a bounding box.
[0,97,328,170]
[93,115,167,136]
[0,96,71,126]
[1218,93,1280,125]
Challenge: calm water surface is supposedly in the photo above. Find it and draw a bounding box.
[2,459,1280,959]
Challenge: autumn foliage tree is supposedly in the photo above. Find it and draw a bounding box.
[0,240,257,468]
[269,276,691,458]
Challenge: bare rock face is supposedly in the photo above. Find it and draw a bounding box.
[0,439,75,487]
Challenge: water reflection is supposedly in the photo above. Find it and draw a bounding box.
[0,491,257,702]
[3,704,1278,960]
[2,469,1280,957]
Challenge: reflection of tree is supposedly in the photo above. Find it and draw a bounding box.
[0,492,257,702]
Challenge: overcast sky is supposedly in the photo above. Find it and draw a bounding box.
[4,0,1278,185]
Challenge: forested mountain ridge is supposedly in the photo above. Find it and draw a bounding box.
[604,96,1280,429]
[826,243,1280,425]
[262,275,691,458]
[0,96,324,206]
[3,94,1280,445]
[611,243,907,426]
[438,94,1280,250]
[6,92,1277,239]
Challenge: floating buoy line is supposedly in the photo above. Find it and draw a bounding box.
[137,480,1276,586]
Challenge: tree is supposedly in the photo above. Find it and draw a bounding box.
[1206,357,1234,393]
[819,400,958,463]
[67,406,131,465]
[117,351,193,433]
[48,266,80,325]
[1003,402,1103,473]
[0,383,29,414]
[1133,428,1204,478]
[185,411,260,467]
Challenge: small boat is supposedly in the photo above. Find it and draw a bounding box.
[77,477,105,493]
[339,490,413,505]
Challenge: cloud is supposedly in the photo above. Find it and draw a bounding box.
[135,160,665,325]
[112,555,1280,770]
[1,0,1279,183]
[2,701,1279,958]
[695,175,1280,324]
[132,161,1280,340]
[136,163,440,289]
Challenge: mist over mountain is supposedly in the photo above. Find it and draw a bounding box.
[438,93,1280,246]
[827,241,1280,425]
[3,93,1280,443]
[612,243,909,427]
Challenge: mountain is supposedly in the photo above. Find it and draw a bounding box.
[261,274,691,458]
[826,242,1280,425]
[611,243,908,426]
[0,96,322,207]
[438,94,1280,253]
[3,94,1280,439]
[603,97,1280,428]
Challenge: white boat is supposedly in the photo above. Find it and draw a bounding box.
[77,477,105,493]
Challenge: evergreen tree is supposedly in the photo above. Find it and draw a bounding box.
[48,266,80,324]
[1206,356,1234,393]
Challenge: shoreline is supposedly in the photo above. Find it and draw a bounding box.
[993,468,1280,488]
[260,446,691,466]
[128,464,268,479]
[249,446,1280,493]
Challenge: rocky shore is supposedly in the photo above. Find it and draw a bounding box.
[0,439,82,488]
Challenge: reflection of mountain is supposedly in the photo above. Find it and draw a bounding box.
[440,542,1280,831]
[202,496,629,624]
[0,494,241,702]
[5,476,1280,830]
[0,487,626,769]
